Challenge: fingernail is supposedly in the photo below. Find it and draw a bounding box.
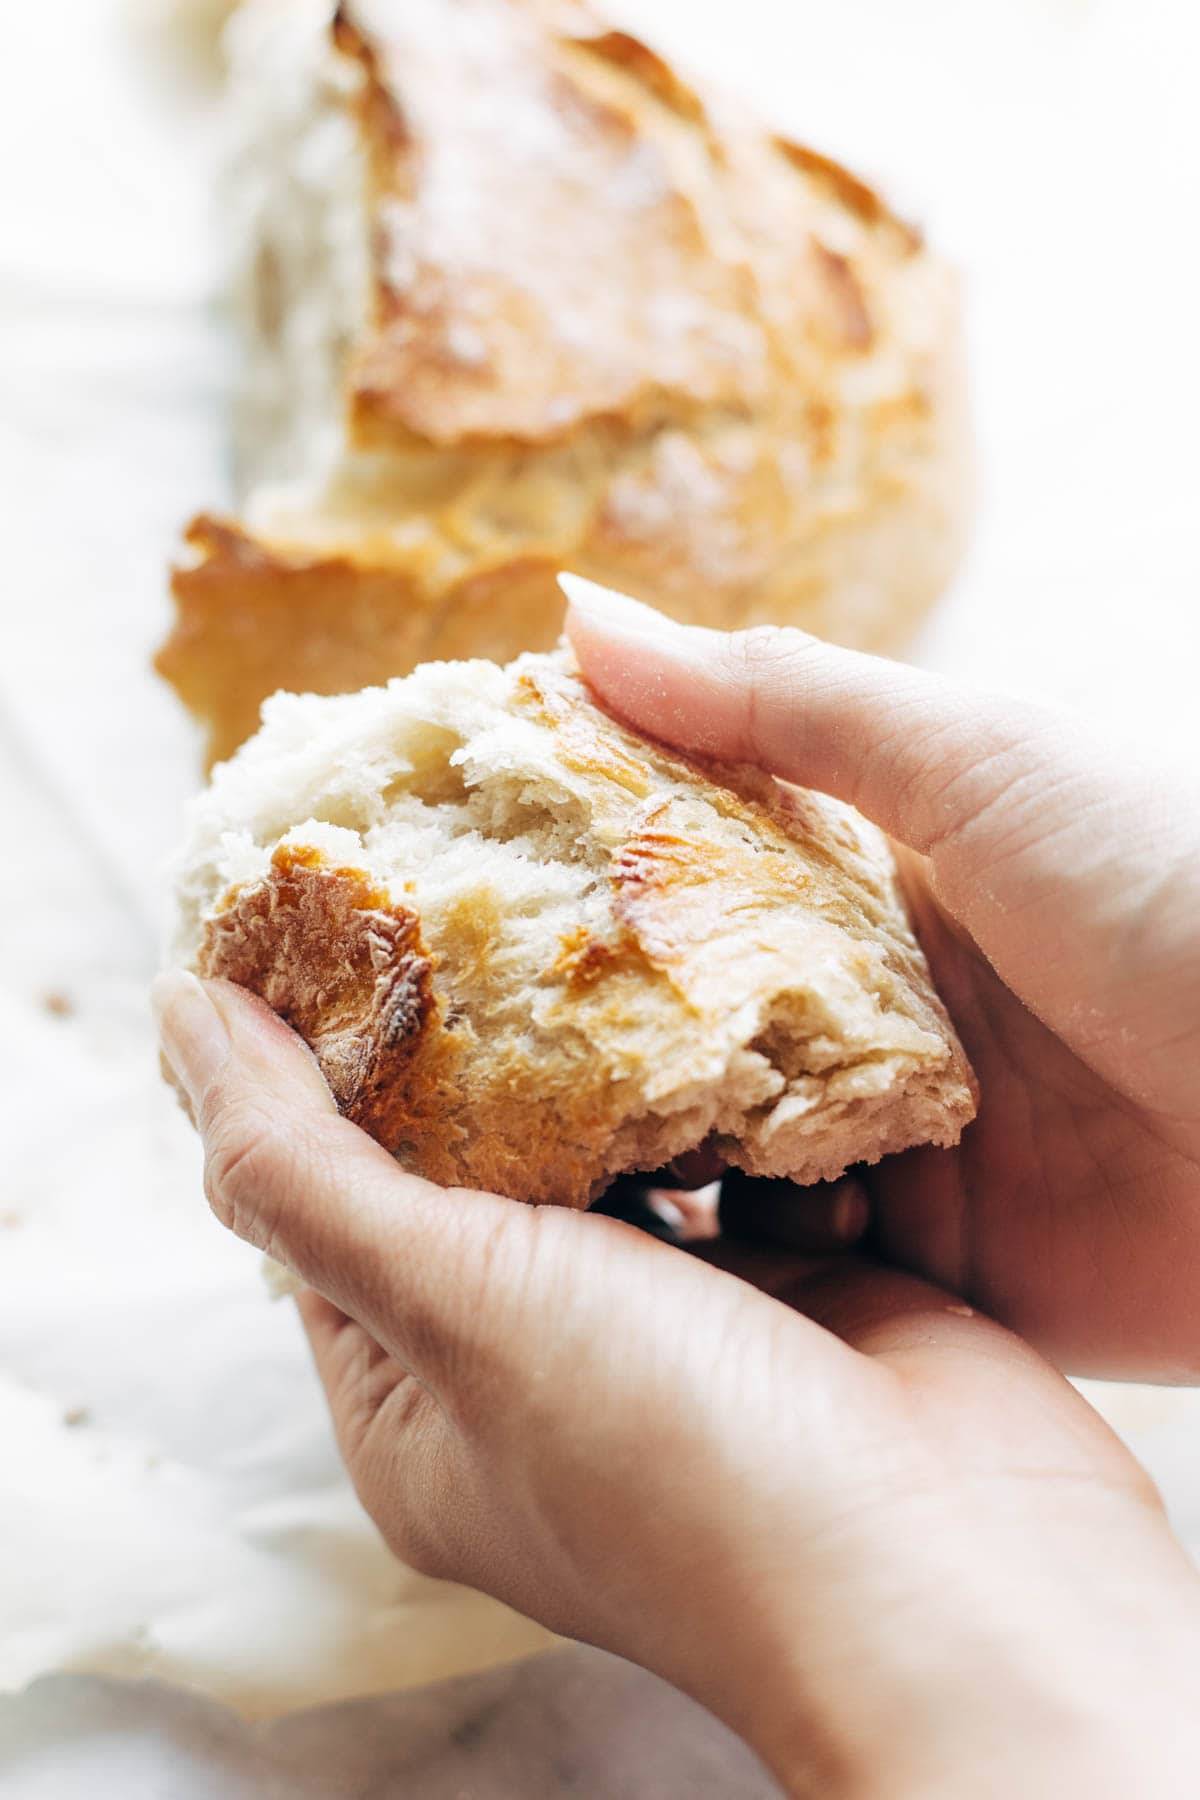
[832,1182,870,1243]
[152,970,230,1108]
[558,573,683,640]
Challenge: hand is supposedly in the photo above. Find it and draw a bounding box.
[155,971,1200,1798]
[566,584,1200,1382]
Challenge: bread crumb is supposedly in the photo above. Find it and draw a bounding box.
[63,1405,91,1428]
[41,990,75,1018]
[178,649,977,1204]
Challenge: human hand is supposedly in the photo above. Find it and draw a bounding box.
[155,972,1200,1798]
[565,582,1200,1382]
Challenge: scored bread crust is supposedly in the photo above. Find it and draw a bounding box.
[156,0,971,766]
[175,647,976,1205]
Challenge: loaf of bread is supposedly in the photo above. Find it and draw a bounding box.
[170,644,976,1204]
[156,0,971,766]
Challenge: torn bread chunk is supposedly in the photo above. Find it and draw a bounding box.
[156,0,971,766]
[169,647,976,1205]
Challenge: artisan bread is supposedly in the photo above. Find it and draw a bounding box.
[169,644,976,1205]
[156,0,971,766]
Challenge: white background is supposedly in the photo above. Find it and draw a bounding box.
[1,0,1198,1790]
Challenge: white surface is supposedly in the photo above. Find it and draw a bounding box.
[1,0,1199,1788]
[0,1646,776,1799]
[0,0,552,1727]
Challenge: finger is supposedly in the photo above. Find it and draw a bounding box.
[295,1287,416,1448]
[589,1176,681,1241]
[294,1287,365,1384]
[589,1145,726,1239]
[563,574,1075,861]
[160,971,901,1451]
[295,1287,433,1452]
[155,972,862,1411]
[564,578,1200,1114]
[697,1240,1147,1495]
[757,1255,1154,1491]
[688,1239,996,1370]
[718,1173,870,1255]
[294,1288,468,1578]
[660,1180,722,1240]
[695,1241,1056,1391]
[153,970,529,1385]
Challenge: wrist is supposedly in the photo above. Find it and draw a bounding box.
[714,1511,1200,1800]
[754,1631,1182,1800]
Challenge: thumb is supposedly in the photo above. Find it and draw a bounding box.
[152,970,529,1391]
[152,971,874,1435]
[562,577,1200,1116]
[562,573,1081,875]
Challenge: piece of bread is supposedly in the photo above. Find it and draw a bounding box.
[169,644,976,1205]
[155,0,971,766]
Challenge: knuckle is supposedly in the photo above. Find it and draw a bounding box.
[356,1431,464,1584]
[420,1201,557,1425]
[383,1510,457,1583]
[721,625,815,761]
[898,726,1019,861]
[725,623,801,685]
[203,1102,291,1255]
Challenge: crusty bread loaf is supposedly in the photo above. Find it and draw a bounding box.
[170,644,976,1204]
[155,0,971,766]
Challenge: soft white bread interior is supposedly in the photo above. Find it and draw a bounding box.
[170,645,976,1205]
[224,0,372,496]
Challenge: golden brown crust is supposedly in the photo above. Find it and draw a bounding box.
[197,844,442,1119]
[328,0,938,456]
[569,26,707,123]
[519,659,973,1078]
[157,0,972,760]
[196,846,657,1202]
[157,518,431,766]
[772,137,922,248]
[193,840,644,1201]
[158,517,566,766]
[176,650,977,1205]
[334,1,761,449]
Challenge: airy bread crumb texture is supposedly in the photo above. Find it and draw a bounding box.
[172,649,976,1204]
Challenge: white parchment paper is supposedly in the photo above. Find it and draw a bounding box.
[0,0,552,1716]
[1,0,1198,1782]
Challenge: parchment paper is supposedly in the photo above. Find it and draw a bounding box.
[0,0,552,1715]
[1,0,1198,1768]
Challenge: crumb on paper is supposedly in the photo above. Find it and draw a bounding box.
[63,1405,91,1428]
[0,1211,22,1229]
[41,990,75,1018]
